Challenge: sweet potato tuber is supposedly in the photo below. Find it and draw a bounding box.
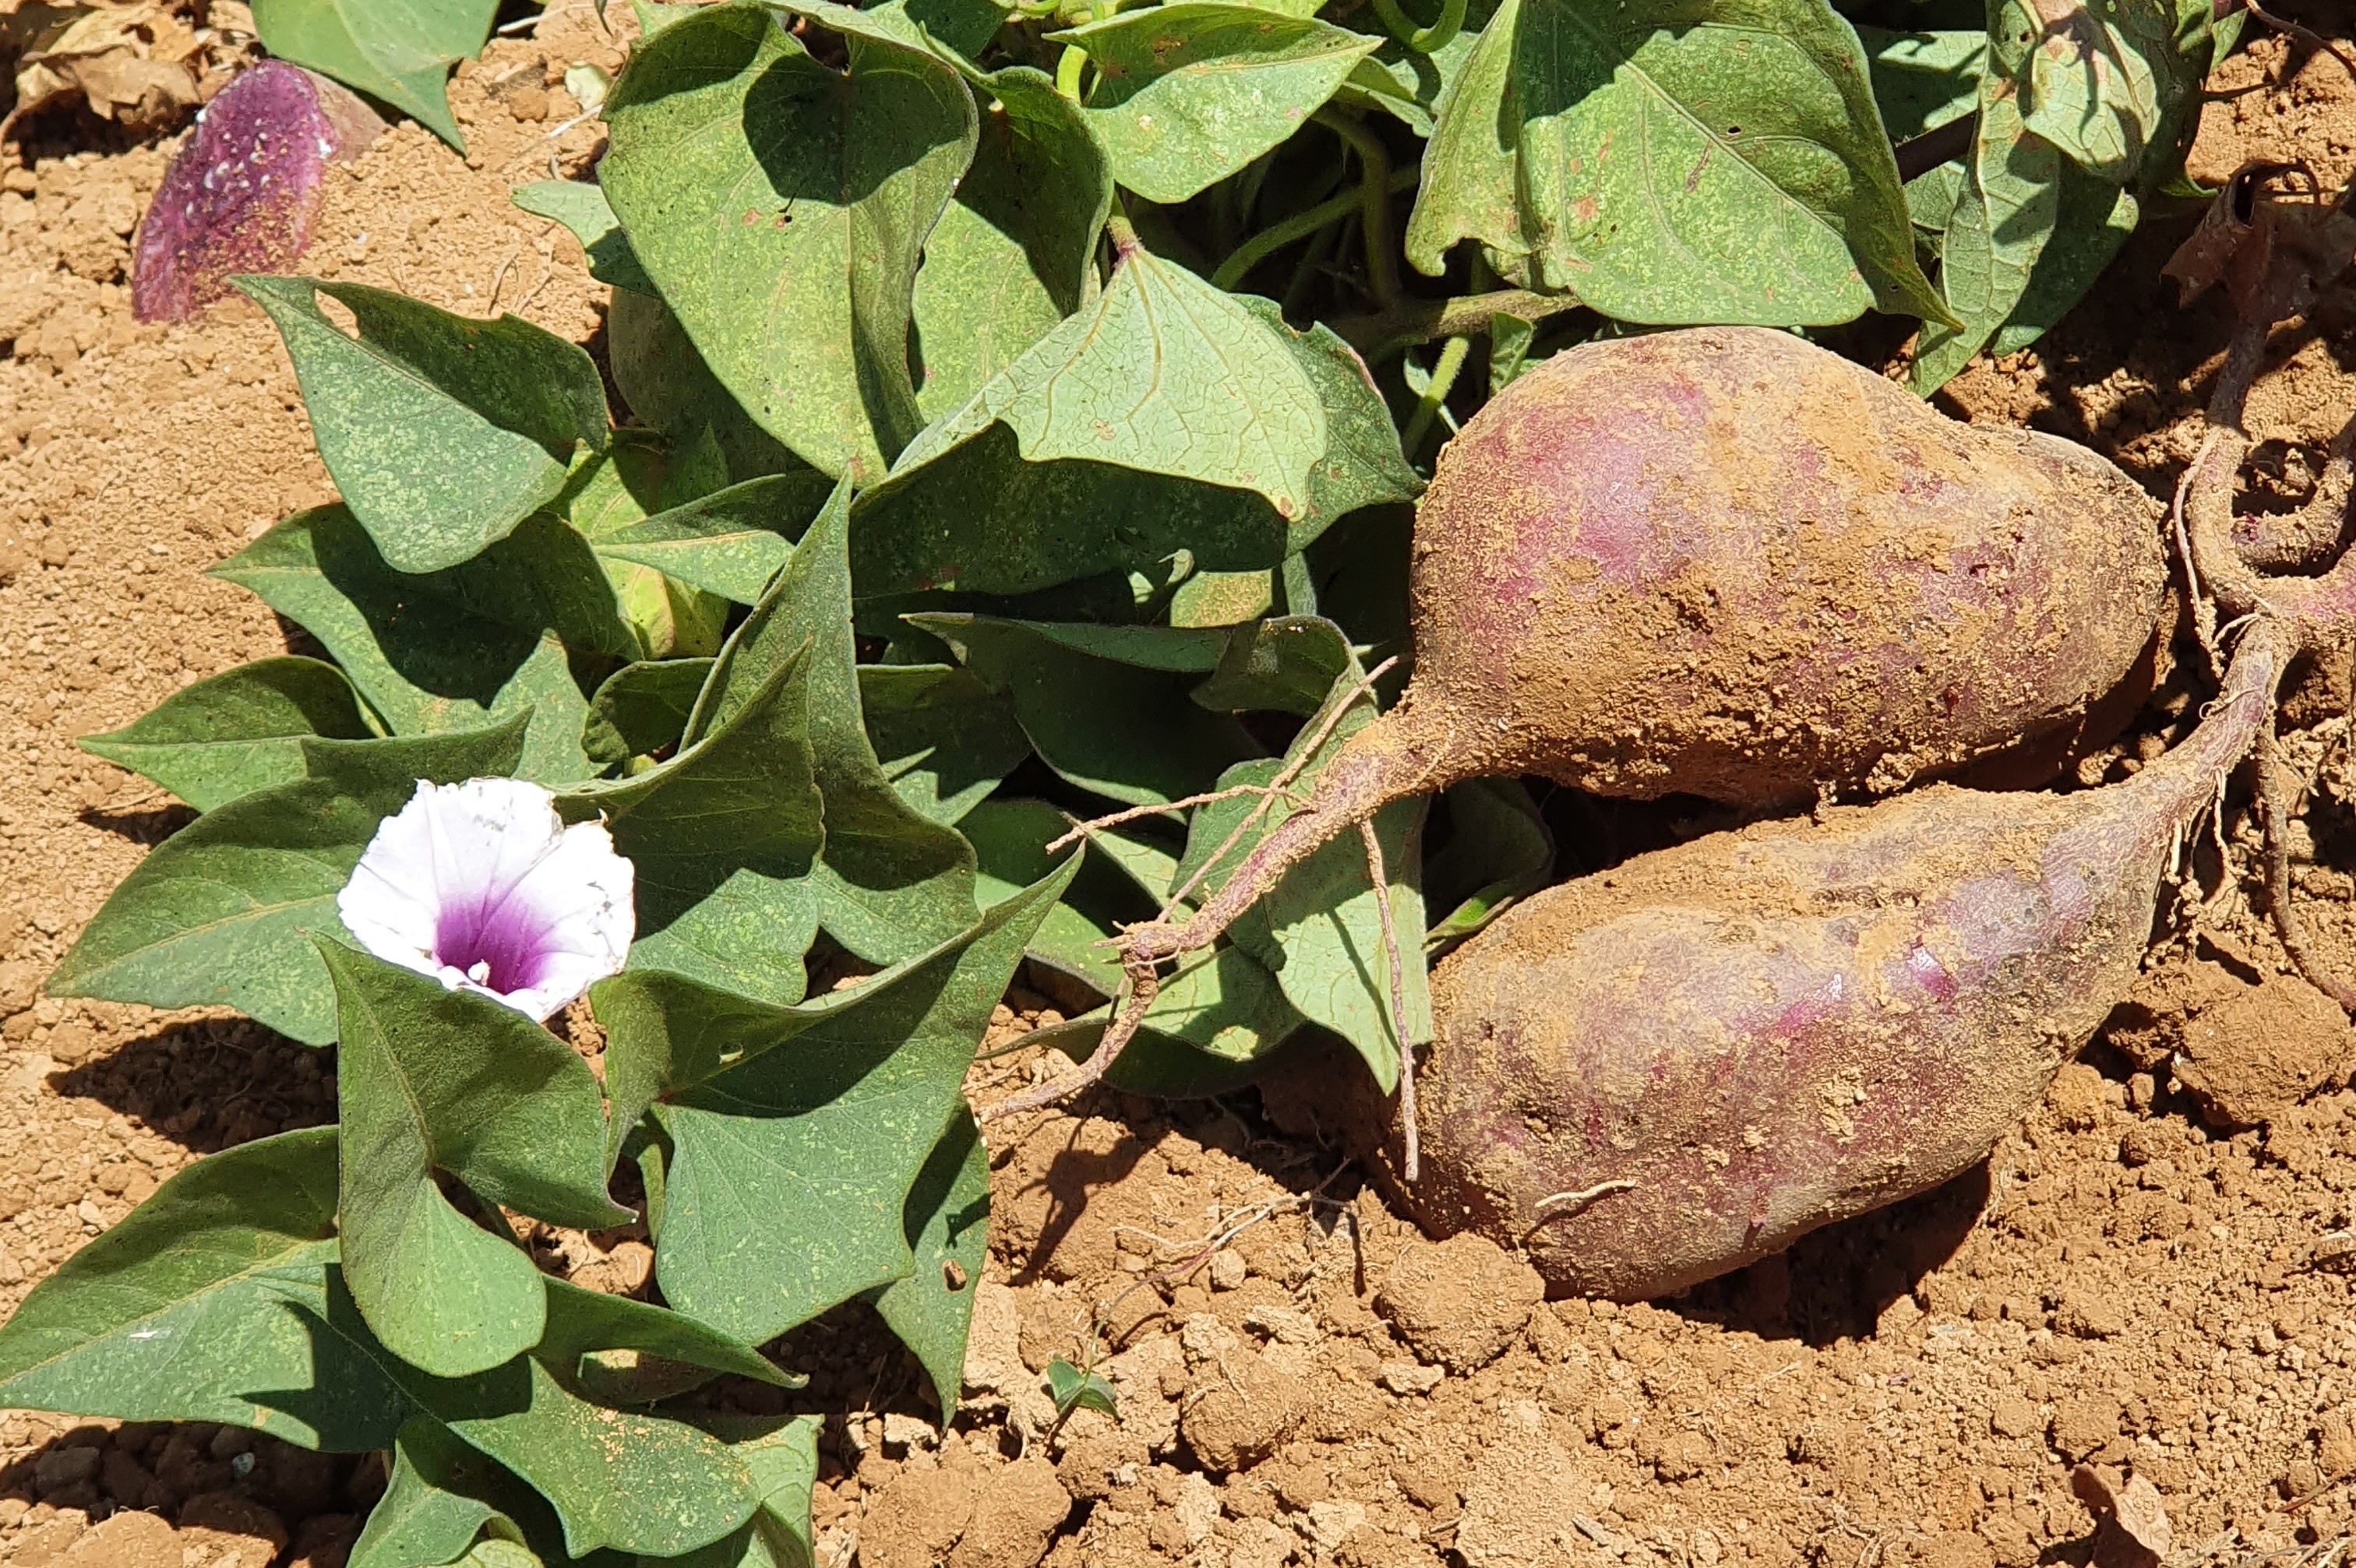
[1388,621,2283,1300]
[130,62,383,324]
[1120,326,2170,993]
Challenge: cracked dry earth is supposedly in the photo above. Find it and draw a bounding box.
[5,8,2356,1568]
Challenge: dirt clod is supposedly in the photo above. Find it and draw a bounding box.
[1370,1234,1542,1372]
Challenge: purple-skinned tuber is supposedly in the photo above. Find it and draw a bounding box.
[1383,619,2284,1300]
[131,62,383,324]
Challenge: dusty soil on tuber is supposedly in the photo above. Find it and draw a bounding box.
[4,8,2356,1568]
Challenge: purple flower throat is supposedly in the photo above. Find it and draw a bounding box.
[434,889,557,995]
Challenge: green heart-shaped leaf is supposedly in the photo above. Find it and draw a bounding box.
[1909,84,2059,393]
[601,3,978,480]
[860,664,1031,826]
[1409,0,1949,327]
[584,658,714,770]
[908,616,1258,809]
[855,257,1417,597]
[510,179,657,295]
[909,62,1111,418]
[1051,3,1380,203]
[598,474,835,605]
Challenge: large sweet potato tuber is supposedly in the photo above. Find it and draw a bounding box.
[1391,622,2283,1300]
[1121,326,2169,989]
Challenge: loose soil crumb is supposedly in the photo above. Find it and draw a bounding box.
[2,8,2355,1568]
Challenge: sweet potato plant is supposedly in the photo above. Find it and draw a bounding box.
[0,0,2265,1559]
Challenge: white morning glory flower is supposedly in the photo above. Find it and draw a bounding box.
[337,777,636,1021]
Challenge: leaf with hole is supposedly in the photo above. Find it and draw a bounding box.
[869,1109,988,1416]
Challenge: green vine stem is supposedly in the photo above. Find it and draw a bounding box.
[1311,107,1405,310]
[1211,168,1420,291]
[1054,44,1088,100]
[1401,333,1469,455]
[1365,0,1468,53]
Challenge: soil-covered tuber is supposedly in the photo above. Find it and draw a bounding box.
[1119,325,2172,1018]
[1391,621,2282,1300]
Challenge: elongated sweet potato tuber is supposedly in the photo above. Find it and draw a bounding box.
[1389,621,2283,1299]
[1120,326,2170,992]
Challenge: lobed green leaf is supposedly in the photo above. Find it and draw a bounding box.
[210,507,598,784]
[323,942,630,1379]
[78,657,374,812]
[235,277,609,574]
[48,719,528,1045]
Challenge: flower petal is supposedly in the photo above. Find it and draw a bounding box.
[338,777,637,1023]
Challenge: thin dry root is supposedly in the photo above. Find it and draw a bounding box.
[1523,1179,1639,1240]
[979,956,1162,1122]
[1042,782,1306,855]
[2238,0,2356,83]
[1358,819,1419,1185]
[2255,717,2356,1017]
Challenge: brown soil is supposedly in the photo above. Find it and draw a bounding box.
[2,9,2354,1568]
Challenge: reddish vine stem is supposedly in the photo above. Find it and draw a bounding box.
[2233,0,2356,82]
[980,659,1402,1123]
[1358,819,1418,1185]
[979,964,1160,1124]
[2255,715,2356,1013]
